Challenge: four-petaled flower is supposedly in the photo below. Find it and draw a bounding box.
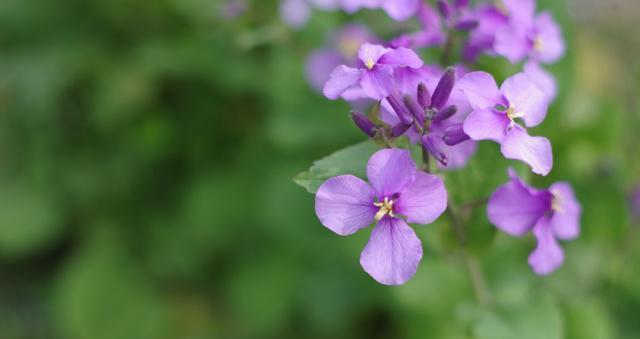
[488,169,581,275]
[315,149,447,285]
[458,71,552,175]
[323,43,423,101]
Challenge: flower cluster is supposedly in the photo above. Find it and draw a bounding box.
[296,0,580,285]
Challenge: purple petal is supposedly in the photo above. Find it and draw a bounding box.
[523,61,557,103]
[315,175,377,236]
[381,0,420,21]
[323,65,364,100]
[440,139,477,170]
[494,26,530,64]
[280,0,311,29]
[361,67,394,99]
[431,68,456,110]
[528,216,564,275]
[500,126,553,176]
[487,172,550,236]
[395,172,447,224]
[462,108,509,143]
[305,49,343,92]
[457,71,503,110]
[366,148,416,198]
[549,182,581,240]
[533,11,565,64]
[378,47,423,69]
[360,217,423,285]
[358,43,391,65]
[503,0,535,27]
[500,72,548,127]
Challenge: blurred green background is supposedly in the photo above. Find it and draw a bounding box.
[0,0,639,338]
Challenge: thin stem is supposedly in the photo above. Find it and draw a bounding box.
[441,30,455,66]
[448,200,492,306]
[422,146,431,173]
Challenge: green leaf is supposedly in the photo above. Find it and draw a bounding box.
[293,140,380,193]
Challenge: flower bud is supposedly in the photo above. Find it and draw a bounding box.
[431,68,456,110]
[455,19,479,31]
[350,111,377,137]
[432,105,457,122]
[417,83,431,109]
[437,0,451,19]
[403,95,425,125]
[443,123,470,146]
[386,94,414,125]
[391,122,412,137]
[422,134,448,167]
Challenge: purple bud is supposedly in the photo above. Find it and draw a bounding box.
[431,68,456,110]
[386,94,414,125]
[437,0,451,19]
[417,83,431,109]
[403,95,425,125]
[454,0,469,9]
[432,105,457,122]
[391,122,412,137]
[443,123,470,146]
[455,19,479,31]
[350,111,377,137]
[422,134,448,167]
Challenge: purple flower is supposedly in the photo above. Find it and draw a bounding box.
[280,0,341,29]
[315,148,447,285]
[462,4,508,61]
[458,71,552,175]
[341,0,420,21]
[323,43,423,100]
[390,2,445,49]
[488,169,581,275]
[493,0,565,65]
[305,24,378,92]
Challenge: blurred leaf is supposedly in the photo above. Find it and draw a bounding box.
[293,139,379,193]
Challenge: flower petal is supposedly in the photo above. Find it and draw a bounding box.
[488,171,550,236]
[457,71,503,110]
[503,0,535,27]
[280,0,311,29]
[528,216,564,275]
[315,175,376,236]
[462,108,509,143]
[500,126,553,176]
[523,61,557,103]
[323,65,364,100]
[360,67,394,99]
[381,0,419,21]
[366,148,416,198]
[549,182,581,240]
[378,47,423,69]
[395,172,447,224]
[494,26,530,64]
[533,11,565,64]
[501,73,548,127]
[358,43,391,65]
[360,217,423,285]
[305,49,343,91]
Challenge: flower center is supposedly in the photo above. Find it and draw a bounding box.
[373,196,395,221]
[551,189,565,214]
[365,58,375,70]
[505,103,525,121]
[533,36,544,52]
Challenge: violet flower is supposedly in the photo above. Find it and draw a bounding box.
[305,24,378,92]
[458,71,552,175]
[488,169,581,275]
[323,43,423,100]
[462,4,508,61]
[315,148,447,285]
[341,0,420,21]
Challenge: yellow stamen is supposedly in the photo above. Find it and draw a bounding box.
[551,189,565,214]
[365,58,375,70]
[505,103,525,121]
[373,197,395,221]
[533,36,544,52]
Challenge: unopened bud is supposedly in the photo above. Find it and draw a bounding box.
[403,95,425,125]
[386,94,414,125]
[443,123,470,146]
[431,68,456,109]
[422,134,448,167]
[432,105,457,122]
[437,0,451,19]
[350,111,377,137]
[417,83,431,109]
